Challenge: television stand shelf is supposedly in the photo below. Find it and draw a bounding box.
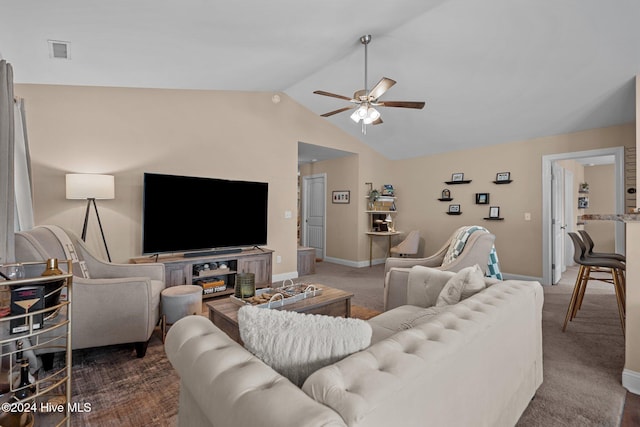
[131,248,273,299]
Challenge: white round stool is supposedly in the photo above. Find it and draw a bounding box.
[161,285,202,341]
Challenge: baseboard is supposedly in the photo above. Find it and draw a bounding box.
[622,369,640,394]
[323,256,386,268]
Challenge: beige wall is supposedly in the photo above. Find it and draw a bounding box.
[15,84,635,280]
[298,155,360,261]
[624,76,640,381]
[14,84,381,278]
[584,164,616,252]
[389,124,635,278]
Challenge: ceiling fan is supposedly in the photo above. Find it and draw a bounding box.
[314,34,425,133]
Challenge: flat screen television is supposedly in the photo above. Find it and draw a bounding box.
[142,173,268,255]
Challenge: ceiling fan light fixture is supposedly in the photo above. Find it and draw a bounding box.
[363,107,380,124]
[351,105,368,123]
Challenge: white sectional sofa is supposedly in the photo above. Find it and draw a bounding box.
[165,267,543,427]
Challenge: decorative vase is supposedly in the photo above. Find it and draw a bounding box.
[235,273,255,298]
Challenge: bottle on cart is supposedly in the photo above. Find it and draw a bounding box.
[8,341,35,397]
[14,358,32,401]
[41,258,63,276]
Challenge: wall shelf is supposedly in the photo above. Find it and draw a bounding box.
[483,217,504,220]
[438,197,453,201]
[446,212,462,215]
[492,180,513,184]
[444,180,472,185]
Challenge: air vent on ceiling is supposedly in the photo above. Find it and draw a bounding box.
[48,40,70,59]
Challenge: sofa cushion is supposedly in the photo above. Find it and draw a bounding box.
[436,264,485,306]
[368,305,447,344]
[407,266,456,308]
[238,305,372,387]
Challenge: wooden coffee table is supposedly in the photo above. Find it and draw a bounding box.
[207,285,353,344]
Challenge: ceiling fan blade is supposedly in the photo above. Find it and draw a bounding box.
[371,117,383,125]
[313,90,353,101]
[368,77,396,100]
[377,101,426,109]
[320,106,354,117]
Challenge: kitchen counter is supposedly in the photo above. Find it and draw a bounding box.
[579,213,640,222]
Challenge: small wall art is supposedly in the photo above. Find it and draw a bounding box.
[489,206,501,218]
[495,172,511,183]
[332,190,350,204]
[447,204,461,215]
[475,193,490,204]
[578,196,589,209]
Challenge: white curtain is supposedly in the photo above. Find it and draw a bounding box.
[0,60,15,264]
[13,98,34,231]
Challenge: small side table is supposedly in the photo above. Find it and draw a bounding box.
[365,231,402,267]
[161,285,202,342]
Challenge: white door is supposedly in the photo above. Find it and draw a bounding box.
[551,163,566,284]
[563,169,575,268]
[302,174,325,259]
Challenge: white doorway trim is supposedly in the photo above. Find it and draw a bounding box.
[301,173,327,260]
[542,147,625,285]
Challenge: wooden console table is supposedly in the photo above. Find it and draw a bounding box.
[131,248,273,299]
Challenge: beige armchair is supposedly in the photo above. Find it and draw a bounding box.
[384,226,496,311]
[14,226,165,358]
[390,230,420,257]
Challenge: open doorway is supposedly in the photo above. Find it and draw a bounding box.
[542,147,625,285]
[297,142,356,261]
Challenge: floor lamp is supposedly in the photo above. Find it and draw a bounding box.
[65,173,115,262]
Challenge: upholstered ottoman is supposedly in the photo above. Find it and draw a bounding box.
[161,285,202,341]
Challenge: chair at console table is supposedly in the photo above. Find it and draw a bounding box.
[366,231,402,267]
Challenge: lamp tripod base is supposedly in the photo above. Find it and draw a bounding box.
[81,198,112,262]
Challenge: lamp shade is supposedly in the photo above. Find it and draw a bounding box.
[66,174,115,200]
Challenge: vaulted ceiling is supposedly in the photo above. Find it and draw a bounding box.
[1,0,639,160]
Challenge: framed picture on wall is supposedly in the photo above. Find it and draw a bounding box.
[489,206,500,218]
[332,190,350,204]
[578,196,589,209]
[475,193,490,204]
[451,173,464,182]
[496,172,511,182]
[448,204,461,213]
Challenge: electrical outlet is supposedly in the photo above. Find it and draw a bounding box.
[524,212,531,221]
[284,210,292,219]
[276,255,282,263]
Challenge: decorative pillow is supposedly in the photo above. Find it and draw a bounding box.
[238,305,372,387]
[436,264,486,307]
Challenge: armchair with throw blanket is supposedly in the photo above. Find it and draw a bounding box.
[384,225,502,311]
[14,225,165,357]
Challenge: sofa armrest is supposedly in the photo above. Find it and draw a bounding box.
[86,260,165,282]
[383,255,443,278]
[165,316,346,427]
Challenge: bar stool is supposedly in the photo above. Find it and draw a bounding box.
[563,232,626,334]
[578,229,626,262]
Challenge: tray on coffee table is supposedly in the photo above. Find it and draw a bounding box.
[230,283,322,308]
